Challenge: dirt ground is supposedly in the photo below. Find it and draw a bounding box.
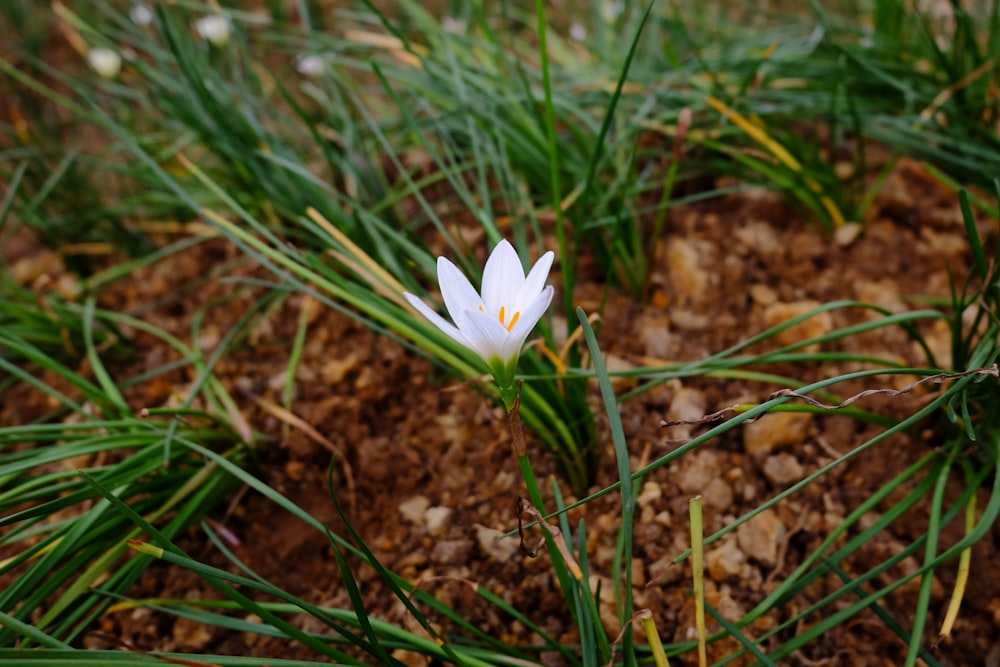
[5,156,1000,666]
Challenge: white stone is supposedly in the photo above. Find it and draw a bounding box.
[677,449,724,494]
[474,524,518,561]
[736,509,786,568]
[706,538,748,580]
[763,300,833,352]
[664,238,708,304]
[637,481,662,506]
[834,222,863,246]
[664,386,706,440]
[702,477,734,512]
[647,553,684,585]
[743,412,813,458]
[425,506,451,535]
[762,453,804,486]
[398,495,430,524]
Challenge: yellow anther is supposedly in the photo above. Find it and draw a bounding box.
[494,306,521,332]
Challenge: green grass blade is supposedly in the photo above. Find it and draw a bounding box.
[577,307,632,659]
[959,189,987,281]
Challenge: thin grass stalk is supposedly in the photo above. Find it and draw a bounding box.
[824,559,943,667]
[577,308,633,660]
[688,497,706,667]
[0,611,71,650]
[937,466,975,643]
[702,603,776,667]
[539,364,963,545]
[638,610,670,667]
[533,0,570,321]
[761,453,1000,661]
[905,447,957,666]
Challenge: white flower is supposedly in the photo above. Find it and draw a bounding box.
[193,14,231,46]
[569,23,587,41]
[130,3,154,26]
[405,240,554,393]
[86,48,122,80]
[601,0,625,22]
[441,17,467,34]
[296,54,325,77]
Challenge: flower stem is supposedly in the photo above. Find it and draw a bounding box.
[509,391,545,513]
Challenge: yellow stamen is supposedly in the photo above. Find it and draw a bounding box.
[495,305,520,331]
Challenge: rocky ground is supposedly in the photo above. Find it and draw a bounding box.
[4,157,999,666]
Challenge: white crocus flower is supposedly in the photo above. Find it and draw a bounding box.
[87,48,122,80]
[405,240,554,408]
[194,14,231,46]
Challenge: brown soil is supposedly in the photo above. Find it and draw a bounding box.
[5,158,1000,666]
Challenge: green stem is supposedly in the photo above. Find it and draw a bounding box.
[509,394,545,513]
[534,0,571,321]
[510,395,577,561]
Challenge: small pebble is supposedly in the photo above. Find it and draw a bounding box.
[743,412,813,458]
[425,506,451,535]
[398,495,430,524]
[736,509,786,568]
[474,524,518,561]
[762,453,804,486]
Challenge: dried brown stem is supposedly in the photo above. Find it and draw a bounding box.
[660,365,999,429]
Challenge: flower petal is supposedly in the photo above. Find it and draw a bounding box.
[514,250,554,308]
[437,257,483,323]
[404,292,470,349]
[502,285,554,361]
[480,240,524,315]
[454,307,510,361]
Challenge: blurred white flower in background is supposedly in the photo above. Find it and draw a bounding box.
[601,1,625,22]
[296,54,325,77]
[130,3,154,26]
[193,14,231,46]
[569,23,587,41]
[441,17,467,34]
[86,48,122,80]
